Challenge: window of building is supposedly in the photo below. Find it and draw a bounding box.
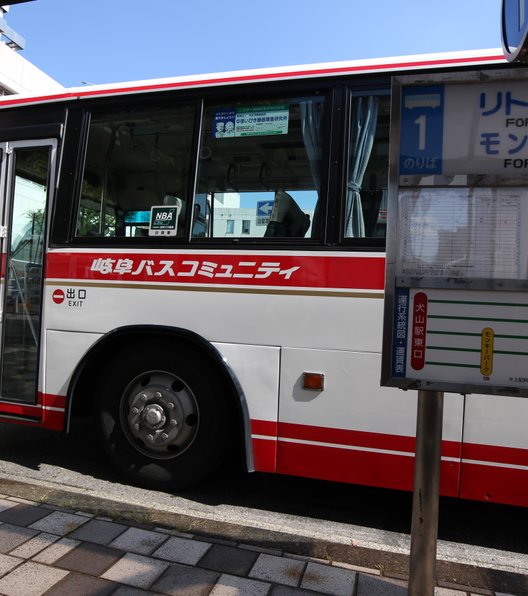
[193,94,326,240]
[226,219,234,234]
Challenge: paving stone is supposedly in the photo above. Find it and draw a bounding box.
[69,517,128,545]
[28,510,89,535]
[152,535,211,565]
[0,523,38,553]
[356,573,407,595]
[112,586,160,596]
[271,586,325,596]
[0,560,69,596]
[109,526,168,555]
[151,562,220,596]
[54,541,123,575]
[101,552,168,588]
[0,552,22,577]
[32,537,80,564]
[9,532,59,559]
[460,588,492,596]
[0,503,50,527]
[73,510,95,518]
[0,501,15,514]
[434,588,466,595]
[44,571,117,595]
[209,572,271,596]
[113,587,158,596]
[301,561,357,596]
[198,543,259,576]
[250,553,305,587]
[6,497,36,506]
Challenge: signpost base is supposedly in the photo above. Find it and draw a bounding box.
[408,390,444,596]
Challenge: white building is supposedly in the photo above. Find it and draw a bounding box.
[211,192,314,238]
[0,4,63,95]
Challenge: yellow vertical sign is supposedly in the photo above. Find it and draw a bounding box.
[480,327,494,376]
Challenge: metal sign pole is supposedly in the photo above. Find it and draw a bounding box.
[408,390,444,596]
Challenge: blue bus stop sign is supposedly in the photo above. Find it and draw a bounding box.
[502,0,528,61]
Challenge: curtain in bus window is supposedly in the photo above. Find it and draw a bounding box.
[345,96,379,237]
[300,100,323,236]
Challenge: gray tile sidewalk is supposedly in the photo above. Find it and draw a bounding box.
[0,494,513,595]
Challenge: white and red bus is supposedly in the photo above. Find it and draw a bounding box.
[0,48,526,506]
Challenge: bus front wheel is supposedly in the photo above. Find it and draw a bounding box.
[96,341,233,490]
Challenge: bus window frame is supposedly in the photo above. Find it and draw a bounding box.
[51,77,392,252]
[337,87,391,250]
[189,86,335,247]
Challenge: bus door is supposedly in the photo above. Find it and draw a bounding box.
[0,139,57,405]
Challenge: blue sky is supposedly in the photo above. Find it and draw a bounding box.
[5,0,503,87]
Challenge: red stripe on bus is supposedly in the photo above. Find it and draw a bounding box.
[278,421,462,459]
[0,394,65,429]
[0,54,504,108]
[251,419,278,437]
[459,462,528,507]
[0,402,41,417]
[259,418,528,469]
[252,419,528,505]
[462,442,528,467]
[46,252,385,290]
[41,409,66,432]
[276,440,461,497]
[39,392,66,409]
[252,438,277,473]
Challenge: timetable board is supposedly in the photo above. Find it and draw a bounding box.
[382,68,528,397]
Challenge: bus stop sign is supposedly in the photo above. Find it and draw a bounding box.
[502,0,528,62]
[382,67,528,398]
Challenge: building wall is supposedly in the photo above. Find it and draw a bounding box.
[0,6,63,95]
[0,41,63,95]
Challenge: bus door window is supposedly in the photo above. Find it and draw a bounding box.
[1,145,53,402]
[343,94,390,240]
[193,95,326,240]
[76,103,196,239]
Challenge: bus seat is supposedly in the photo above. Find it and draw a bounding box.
[264,191,310,238]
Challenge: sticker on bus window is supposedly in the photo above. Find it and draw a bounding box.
[149,205,180,237]
[213,105,289,138]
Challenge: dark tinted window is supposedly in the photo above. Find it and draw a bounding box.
[76,104,195,239]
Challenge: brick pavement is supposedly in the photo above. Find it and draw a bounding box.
[0,493,517,595]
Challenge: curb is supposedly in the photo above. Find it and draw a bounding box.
[0,476,526,595]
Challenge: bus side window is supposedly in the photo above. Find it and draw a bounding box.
[76,104,196,239]
[193,96,325,240]
[343,94,390,240]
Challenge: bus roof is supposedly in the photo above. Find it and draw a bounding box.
[0,48,505,109]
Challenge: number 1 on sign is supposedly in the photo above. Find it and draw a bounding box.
[414,115,426,151]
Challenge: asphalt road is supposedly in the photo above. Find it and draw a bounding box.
[0,417,526,576]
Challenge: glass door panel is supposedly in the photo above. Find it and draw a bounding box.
[0,142,55,403]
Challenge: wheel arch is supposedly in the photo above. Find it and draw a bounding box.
[66,325,254,472]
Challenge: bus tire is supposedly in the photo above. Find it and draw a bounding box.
[95,340,234,490]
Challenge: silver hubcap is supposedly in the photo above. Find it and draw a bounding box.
[121,371,199,459]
